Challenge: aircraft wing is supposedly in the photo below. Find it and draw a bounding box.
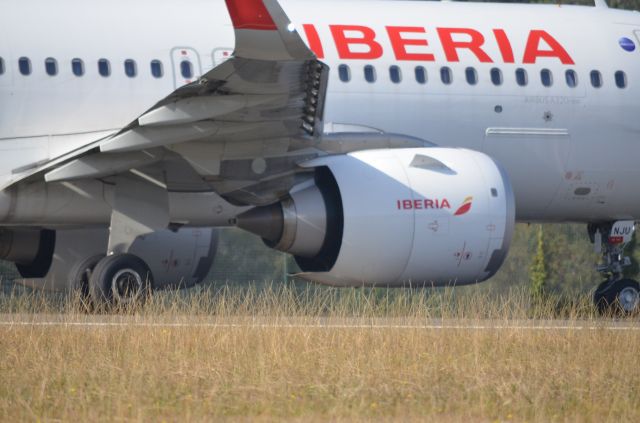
[100,0,326,153]
[5,0,330,206]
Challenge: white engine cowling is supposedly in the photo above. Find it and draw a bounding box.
[2,227,218,291]
[238,148,515,287]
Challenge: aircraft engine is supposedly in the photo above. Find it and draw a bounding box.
[237,148,515,287]
[0,228,56,278]
[0,227,218,292]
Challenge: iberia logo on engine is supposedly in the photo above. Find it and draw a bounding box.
[454,196,473,216]
[396,197,473,216]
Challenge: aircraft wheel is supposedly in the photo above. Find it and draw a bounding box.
[89,253,153,310]
[594,280,611,314]
[68,254,105,311]
[594,279,640,316]
[69,254,105,298]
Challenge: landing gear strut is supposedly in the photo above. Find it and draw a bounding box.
[86,174,165,311]
[589,221,639,315]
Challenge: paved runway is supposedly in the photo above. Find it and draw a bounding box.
[1,315,638,331]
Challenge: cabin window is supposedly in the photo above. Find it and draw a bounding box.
[180,60,194,79]
[71,58,84,77]
[590,70,602,88]
[541,69,553,87]
[440,67,452,85]
[338,64,350,82]
[150,60,163,78]
[124,59,137,78]
[615,71,627,89]
[19,57,31,76]
[389,65,402,84]
[465,67,478,85]
[364,65,376,83]
[98,59,111,77]
[515,68,528,86]
[0,57,4,75]
[45,58,58,76]
[565,70,578,88]
[490,68,503,86]
[415,66,427,84]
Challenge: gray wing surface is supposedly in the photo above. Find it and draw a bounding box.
[9,0,329,206]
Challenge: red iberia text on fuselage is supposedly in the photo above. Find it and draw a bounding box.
[302,25,574,65]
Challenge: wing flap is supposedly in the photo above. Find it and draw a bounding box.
[100,122,220,153]
[137,94,287,127]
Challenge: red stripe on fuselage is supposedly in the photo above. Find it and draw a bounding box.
[225,0,277,31]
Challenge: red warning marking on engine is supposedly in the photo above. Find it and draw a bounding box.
[454,196,473,216]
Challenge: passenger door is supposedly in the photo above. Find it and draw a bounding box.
[170,47,202,89]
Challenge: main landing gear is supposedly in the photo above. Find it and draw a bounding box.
[89,254,153,308]
[589,221,640,315]
[70,253,153,311]
[69,175,164,311]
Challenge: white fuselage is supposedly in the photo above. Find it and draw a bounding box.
[1,0,639,222]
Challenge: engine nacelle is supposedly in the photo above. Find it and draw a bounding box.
[237,148,515,287]
[1,227,218,291]
[0,228,56,278]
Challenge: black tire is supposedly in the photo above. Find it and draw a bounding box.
[69,254,105,298]
[89,254,153,310]
[594,280,612,314]
[594,279,640,316]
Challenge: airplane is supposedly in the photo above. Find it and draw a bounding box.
[0,0,639,313]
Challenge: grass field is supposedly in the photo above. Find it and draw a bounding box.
[1,285,639,422]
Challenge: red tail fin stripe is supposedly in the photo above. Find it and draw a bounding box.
[225,0,277,31]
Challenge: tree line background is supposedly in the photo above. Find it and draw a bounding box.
[3,222,633,296]
[2,0,639,295]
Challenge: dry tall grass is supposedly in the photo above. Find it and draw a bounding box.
[1,285,639,421]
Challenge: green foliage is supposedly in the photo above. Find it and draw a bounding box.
[487,223,600,294]
[0,223,633,295]
[607,0,640,9]
[530,226,547,298]
[207,223,630,295]
[208,228,298,286]
[0,261,19,293]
